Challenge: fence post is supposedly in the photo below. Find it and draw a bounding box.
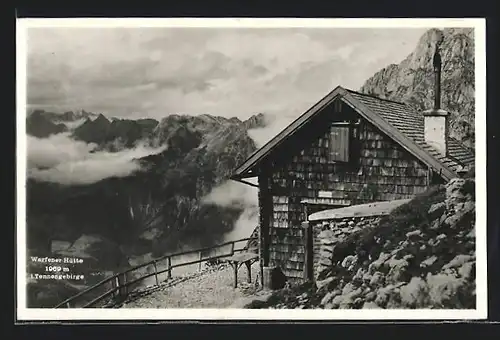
[118,272,128,298]
[167,257,172,279]
[302,221,313,282]
[198,251,203,271]
[153,261,159,286]
[114,276,120,298]
[116,274,123,298]
[66,302,71,308]
[230,242,235,255]
[124,272,129,295]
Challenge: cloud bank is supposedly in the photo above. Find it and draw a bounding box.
[27,133,166,185]
[202,179,259,241]
[202,179,258,208]
[27,27,427,122]
[53,118,87,130]
[25,25,430,242]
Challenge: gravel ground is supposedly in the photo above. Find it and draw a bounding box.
[121,263,261,308]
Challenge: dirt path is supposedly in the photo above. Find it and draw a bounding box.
[121,263,261,308]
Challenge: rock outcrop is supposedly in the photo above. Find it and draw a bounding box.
[360,28,475,148]
[314,215,384,281]
[261,177,476,309]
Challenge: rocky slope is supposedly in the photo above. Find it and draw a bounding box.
[248,175,476,309]
[359,28,475,148]
[25,109,265,307]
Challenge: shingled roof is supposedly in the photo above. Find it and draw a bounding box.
[231,86,475,182]
[346,90,475,172]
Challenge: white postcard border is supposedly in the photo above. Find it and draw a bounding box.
[16,17,487,321]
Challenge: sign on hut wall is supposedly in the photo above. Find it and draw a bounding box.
[318,190,333,198]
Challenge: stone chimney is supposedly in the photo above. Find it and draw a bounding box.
[423,45,449,157]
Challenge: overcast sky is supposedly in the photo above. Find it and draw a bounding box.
[26,27,429,121]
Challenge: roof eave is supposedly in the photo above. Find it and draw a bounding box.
[231,86,459,184]
[341,92,458,181]
[230,85,348,177]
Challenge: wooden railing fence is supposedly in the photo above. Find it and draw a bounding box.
[54,237,257,308]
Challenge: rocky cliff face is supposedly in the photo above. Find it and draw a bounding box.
[359,28,475,148]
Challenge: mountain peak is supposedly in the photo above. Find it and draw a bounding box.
[61,111,77,121]
[95,113,110,124]
[26,110,67,138]
[417,28,444,49]
[359,28,475,147]
[243,113,268,130]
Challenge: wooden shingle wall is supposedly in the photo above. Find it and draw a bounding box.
[260,101,431,281]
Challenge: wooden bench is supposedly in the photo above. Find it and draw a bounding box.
[225,252,259,288]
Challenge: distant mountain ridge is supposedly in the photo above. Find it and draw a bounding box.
[26,109,265,254]
[25,27,475,307]
[26,108,266,307]
[26,110,68,138]
[27,108,100,122]
[359,28,475,148]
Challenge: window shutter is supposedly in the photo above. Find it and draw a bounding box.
[329,126,350,162]
[339,127,350,161]
[329,128,339,160]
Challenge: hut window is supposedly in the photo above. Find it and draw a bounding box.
[328,126,350,162]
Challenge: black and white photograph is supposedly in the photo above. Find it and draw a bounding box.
[16,18,487,321]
